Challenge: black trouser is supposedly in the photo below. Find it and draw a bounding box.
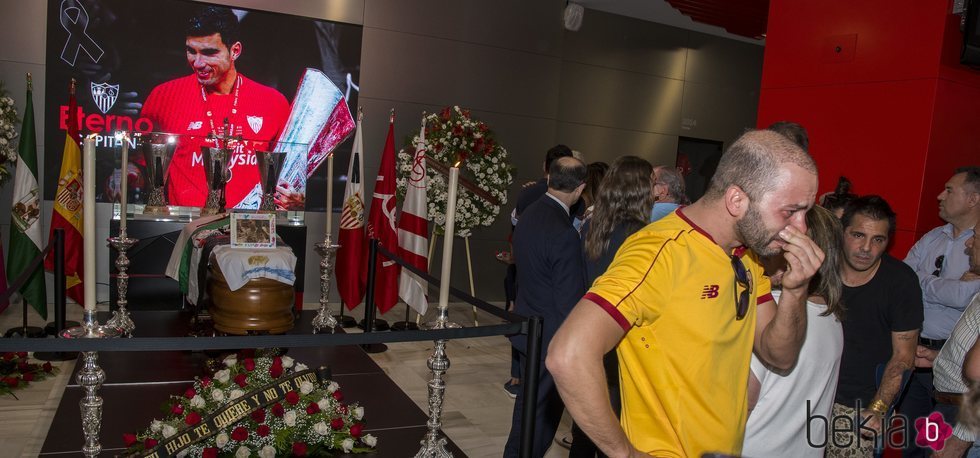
[504,350,564,458]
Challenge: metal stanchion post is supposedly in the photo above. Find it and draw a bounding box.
[360,240,387,353]
[36,229,76,362]
[519,316,543,458]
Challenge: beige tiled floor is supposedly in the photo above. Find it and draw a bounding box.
[0,300,571,457]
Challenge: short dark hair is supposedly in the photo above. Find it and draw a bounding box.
[544,144,573,174]
[955,165,980,194]
[548,157,587,193]
[819,176,857,213]
[841,195,897,238]
[187,6,240,48]
[766,121,810,152]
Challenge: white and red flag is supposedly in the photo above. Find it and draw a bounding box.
[396,117,430,315]
[335,114,366,310]
[365,112,401,314]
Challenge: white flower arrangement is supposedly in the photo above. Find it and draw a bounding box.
[397,106,515,238]
[0,82,20,188]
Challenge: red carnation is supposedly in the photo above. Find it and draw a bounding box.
[185,411,202,426]
[42,362,52,373]
[202,448,218,458]
[144,438,158,449]
[171,403,184,415]
[122,433,138,447]
[234,373,248,388]
[285,390,300,405]
[292,442,308,456]
[22,372,34,382]
[332,390,344,401]
[251,408,266,424]
[256,424,271,437]
[184,387,196,399]
[243,358,255,371]
[200,376,212,387]
[231,426,248,441]
[350,422,364,438]
[331,417,344,430]
[306,402,320,415]
[271,402,285,417]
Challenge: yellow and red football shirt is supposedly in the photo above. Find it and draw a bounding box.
[585,209,772,457]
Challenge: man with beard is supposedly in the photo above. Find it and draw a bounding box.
[141,6,290,208]
[828,196,923,457]
[547,129,825,457]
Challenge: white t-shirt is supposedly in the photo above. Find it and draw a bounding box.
[742,290,844,458]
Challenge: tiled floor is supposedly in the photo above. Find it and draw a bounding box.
[0,300,571,457]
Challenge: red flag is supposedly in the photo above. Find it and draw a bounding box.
[44,81,85,306]
[0,239,7,312]
[365,114,401,314]
[335,116,366,310]
[397,117,429,315]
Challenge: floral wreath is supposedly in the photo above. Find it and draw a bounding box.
[397,106,514,238]
[123,352,377,457]
[0,81,20,188]
[0,352,58,397]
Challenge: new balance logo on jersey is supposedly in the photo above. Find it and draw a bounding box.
[701,285,719,299]
[187,121,203,130]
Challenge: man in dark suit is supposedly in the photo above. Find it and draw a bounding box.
[504,156,588,457]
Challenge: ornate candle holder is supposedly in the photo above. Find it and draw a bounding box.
[106,231,138,337]
[312,235,340,333]
[62,311,121,457]
[414,336,453,458]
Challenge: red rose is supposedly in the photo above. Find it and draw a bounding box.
[332,390,344,401]
[200,376,211,387]
[306,402,320,415]
[243,358,255,371]
[122,433,138,447]
[16,352,27,359]
[256,424,271,437]
[272,356,283,368]
[292,442,308,456]
[285,390,300,405]
[330,418,344,430]
[234,373,248,388]
[184,387,196,399]
[269,364,283,379]
[22,372,34,382]
[202,448,218,458]
[231,426,248,441]
[144,438,158,449]
[185,411,201,426]
[42,362,52,373]
[350,422,364,438]
[271,402,285,417]
[1,353,13,361]
[251,408,266,424]
[3,377,18,387]
[17,361,28,371]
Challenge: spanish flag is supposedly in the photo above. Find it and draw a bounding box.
[44,80,84,306]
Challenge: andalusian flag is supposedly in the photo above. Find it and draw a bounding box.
[44,80,84,307]
[7,75,46,317]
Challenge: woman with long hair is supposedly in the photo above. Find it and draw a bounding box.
[742,205,846,457]
[569,155,654,457]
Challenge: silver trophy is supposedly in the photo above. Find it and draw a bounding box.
[201,146,233,215]
[141,135,176,215]
[255,150,287,211]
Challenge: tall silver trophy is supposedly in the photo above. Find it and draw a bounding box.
[201,146,233,215]
[141,135,176,215]
[255,150,287,211]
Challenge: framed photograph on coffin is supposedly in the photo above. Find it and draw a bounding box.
[231,212,277,249]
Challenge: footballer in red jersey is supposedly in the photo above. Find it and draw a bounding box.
[140,6,289,208]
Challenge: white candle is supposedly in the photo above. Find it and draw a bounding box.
[83,136,96,312]
[437,165,460,312]
[325,153,334,237]
[119,132,128,234]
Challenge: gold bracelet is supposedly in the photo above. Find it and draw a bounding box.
[869,399,889,415]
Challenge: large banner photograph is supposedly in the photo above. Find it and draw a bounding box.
[44,0,362,211]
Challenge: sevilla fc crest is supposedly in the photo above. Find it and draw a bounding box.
[90,82,118,114]
[247,115,263,134]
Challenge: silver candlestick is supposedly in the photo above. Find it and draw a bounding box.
[62,311,120,457]
[106,231,138,336]
[312,235,340,333]
[415,334,453,458]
